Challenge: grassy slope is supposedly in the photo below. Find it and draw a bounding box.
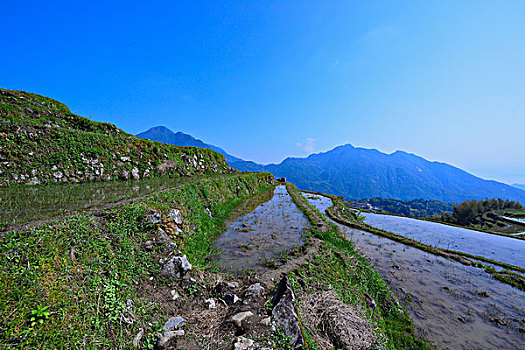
[0,172,273,349]
[0,88,233,187]
[286,184,429,349]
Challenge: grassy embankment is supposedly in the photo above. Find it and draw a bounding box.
[285,183,430,350]
[325,195,525,292]
[0,88,232,187]
[0,172,273,349]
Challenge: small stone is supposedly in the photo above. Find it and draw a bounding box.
[233,336,254,350]
[119,169,130,180]
[131,167,140,179]
[162,316,187,331]
[224,294,240,306]
[260,317,271,326]
[161,255,192,279]
[170,290,180,301]
[132,328,143,348]
[244,283,264,298]
[156,330,184,348]
[205,207,213,218]
[169,209,183,224]
[205,298,216,309]
[227,282,239,289]
[231,311,254,327]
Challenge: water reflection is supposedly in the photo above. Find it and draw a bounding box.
[305,193,525,349]
[213,185,309,273]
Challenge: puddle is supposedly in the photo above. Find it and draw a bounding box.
[305,193,525,349]
[213,185,309,274]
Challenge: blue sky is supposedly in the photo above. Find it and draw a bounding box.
[2,1,524,184]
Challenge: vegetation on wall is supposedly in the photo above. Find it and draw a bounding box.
[0,88,233,187]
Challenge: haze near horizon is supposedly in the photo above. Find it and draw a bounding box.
[1,1,524,183]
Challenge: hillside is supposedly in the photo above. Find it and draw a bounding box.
[233,144,525,203]
[137,126,243,164]
[0,89,233,186]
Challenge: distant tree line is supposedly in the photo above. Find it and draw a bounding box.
[351,198,453,217]
[440,198,523,226]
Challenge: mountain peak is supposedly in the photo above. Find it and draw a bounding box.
[136,127,243,164]
[147,125,174,133]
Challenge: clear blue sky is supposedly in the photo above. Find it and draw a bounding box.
[2,1,524,184]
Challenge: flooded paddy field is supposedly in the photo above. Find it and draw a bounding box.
[305,193,525,349]
[361,212,525,269]
[213,185,309,274]
[0,174,228,228]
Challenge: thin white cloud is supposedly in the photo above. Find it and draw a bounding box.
[296,138,316,153]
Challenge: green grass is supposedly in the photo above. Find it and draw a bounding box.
[0,172,273,348]
[286,184,430,349]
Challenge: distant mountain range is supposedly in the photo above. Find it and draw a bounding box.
[137,126,525,203]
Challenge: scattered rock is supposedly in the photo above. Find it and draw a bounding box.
[161,255,192,279]
[231,311,254,328]
[119,169,130,180]
[132,328,143,348]
[244,283,264,299]
[224,294,240,306]
[205,207,214,218]
[162,316,187,331]
[156,330,184,348]
[233,336,254,350]
[169,208,183,224]
[158,228,178,252]
[143,210,161,225]
[170,290,180,301]
[131,167,140,179]
[271,276,303,349]
[227,281,239,289]
[156,160,178,173]
[259,317,271,326]
[205,298,216,309]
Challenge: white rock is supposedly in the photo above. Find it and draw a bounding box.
[260,317,271,326]
[231,311,254,327]
[233,336,254,350]
[132,328,143,348]
[170,290,180,300]
[169,209,183,225]
[205,298,216,309]
[227,282,239,289]
[156,330,184,348]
